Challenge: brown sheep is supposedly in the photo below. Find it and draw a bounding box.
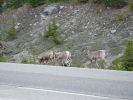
[38,50,54,64]
[87,50,106,67]
[54,51,72,66]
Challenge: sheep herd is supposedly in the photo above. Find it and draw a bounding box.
[38,51,72,66]
[1,41,107,67]
[38,50,106,67]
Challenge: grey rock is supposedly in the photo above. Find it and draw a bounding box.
[110,30,116,34]
[60,5,64,10]
[43,5,60,16]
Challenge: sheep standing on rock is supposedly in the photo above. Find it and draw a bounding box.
[87,50,106,68]
[54,51,72,66]
[38,50,54,64]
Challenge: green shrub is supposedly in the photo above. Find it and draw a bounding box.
[44,0,65,3]
[7,18,17,39]
[21,48,37,64]
[82,0,128,8]
[0,0,129,12]
[128,1,133,12]
[28,0,38,7]
[93,0,102,4]
[0,0,44,11]
[110,57,125,70]
[77,0,89,3]
[31,47,38,55]
[110,40,133,71]
[21,56,37,64]
[122,40,133,71]
[95,7,102,14]
[21,56,28,64]
[0,0,5,12]
[110,65,125,70]
[115,12,126,21]
[7,0,23,8]
[103,0,127,8]
[28,0,45,7]
[43,18,62,45]
[0,3,2,13]
[0,55,6,62]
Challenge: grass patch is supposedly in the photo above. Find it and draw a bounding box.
[7,18,17,39]
[21,56,37,64]
[0,55,6,62]
[95,7,102,14]
[114,12,126,21]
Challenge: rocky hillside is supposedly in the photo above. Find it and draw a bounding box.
[0,2,133,68]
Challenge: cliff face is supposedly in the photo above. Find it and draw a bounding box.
[0,3,133,68]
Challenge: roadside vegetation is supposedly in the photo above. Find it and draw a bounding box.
[0,55,6,62]
[110,40,133,71]
[21,48,37,64]
[21,56,37,64]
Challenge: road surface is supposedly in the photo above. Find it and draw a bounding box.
[0,63,133,100]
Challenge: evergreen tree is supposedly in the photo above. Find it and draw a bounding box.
[44,18,61,45]
[122,40,133,71]
[0,0,4,12]
[7,18,17,39]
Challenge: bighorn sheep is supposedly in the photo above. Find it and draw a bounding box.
[0,41,6,49]
[54,51,72,66]
[38,50,54,64]
[87,50,106,67]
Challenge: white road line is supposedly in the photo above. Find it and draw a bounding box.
[18,87,126,100]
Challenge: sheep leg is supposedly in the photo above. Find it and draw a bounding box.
[62,59,69,67]
[62,60,65,66]
[44,59,48,64]
[51,57,55,63]
[67,58,72,66]
[95,60,100,68]
[102,60,107,69]
[93,58,99,68]
[88,58,93,68]
[55,59,59,66]
[66,60,70,67]
[39,58,44,64]
[89,58,93,63]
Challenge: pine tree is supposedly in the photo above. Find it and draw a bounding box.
[122,40,133,71]
[7,18,16,39]
[44,18,61,45]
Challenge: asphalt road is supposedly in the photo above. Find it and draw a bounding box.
[0,63,133,100]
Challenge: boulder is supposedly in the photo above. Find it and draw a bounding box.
[43,5,60,15]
